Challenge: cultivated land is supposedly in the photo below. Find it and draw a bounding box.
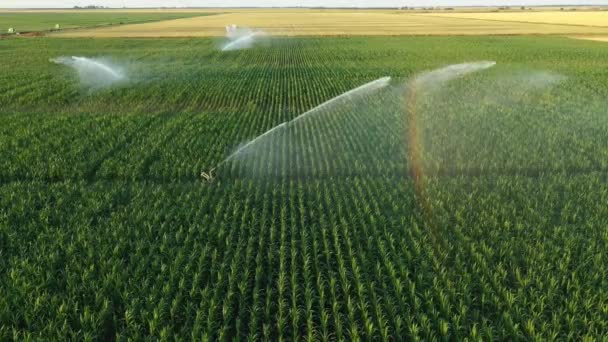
[0,11,213,33]
[1,34,608,339]
[420,11,608,27]
[576,36,608,42]
[414,10,608,42]
[49,9,608,37]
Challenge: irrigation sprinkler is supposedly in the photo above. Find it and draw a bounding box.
[201,168,216,183]
[198,77,392,185]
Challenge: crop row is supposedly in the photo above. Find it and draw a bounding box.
[1,175,606,339]
[2,36,608,339]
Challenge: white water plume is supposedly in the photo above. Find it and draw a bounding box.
[219,77,391,166]
[413,61,496,91]
[471,70,566,108]
[292,77,391,125]
[226,123,288,163]
[221,25,266,51]
[412,64,574,180]
[50,56,126,88]
[204,63,500,180]
[511,70,565,90]
[200,60,578,185]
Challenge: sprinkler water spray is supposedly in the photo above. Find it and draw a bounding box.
[199,77,391,183]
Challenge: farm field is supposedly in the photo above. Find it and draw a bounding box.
[0,11,213,33]
[50,9,608,37]
[1,35,608,340]
[575,36,608,42]
[419,10,608,27]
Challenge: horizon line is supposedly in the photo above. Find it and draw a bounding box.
[2,4,608,9]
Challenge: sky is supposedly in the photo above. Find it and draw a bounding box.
[1,0,607,8]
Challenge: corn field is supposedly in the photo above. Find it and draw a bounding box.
[1,36,607,340]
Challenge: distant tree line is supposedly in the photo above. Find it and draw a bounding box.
[73,5,108,9]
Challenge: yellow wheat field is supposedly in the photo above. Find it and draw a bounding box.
[418,11,608,27]
[51,10,608,38]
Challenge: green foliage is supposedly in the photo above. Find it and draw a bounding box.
[1,36,607,339]
[0,12,214,33]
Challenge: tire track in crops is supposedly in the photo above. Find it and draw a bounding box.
[89,180,134,227]
[83,113,170,182]
[145,112,220,180]
[188,160,608,184]
[95,112,191,180]
[2,163,608,186]
[136,112,197,180]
